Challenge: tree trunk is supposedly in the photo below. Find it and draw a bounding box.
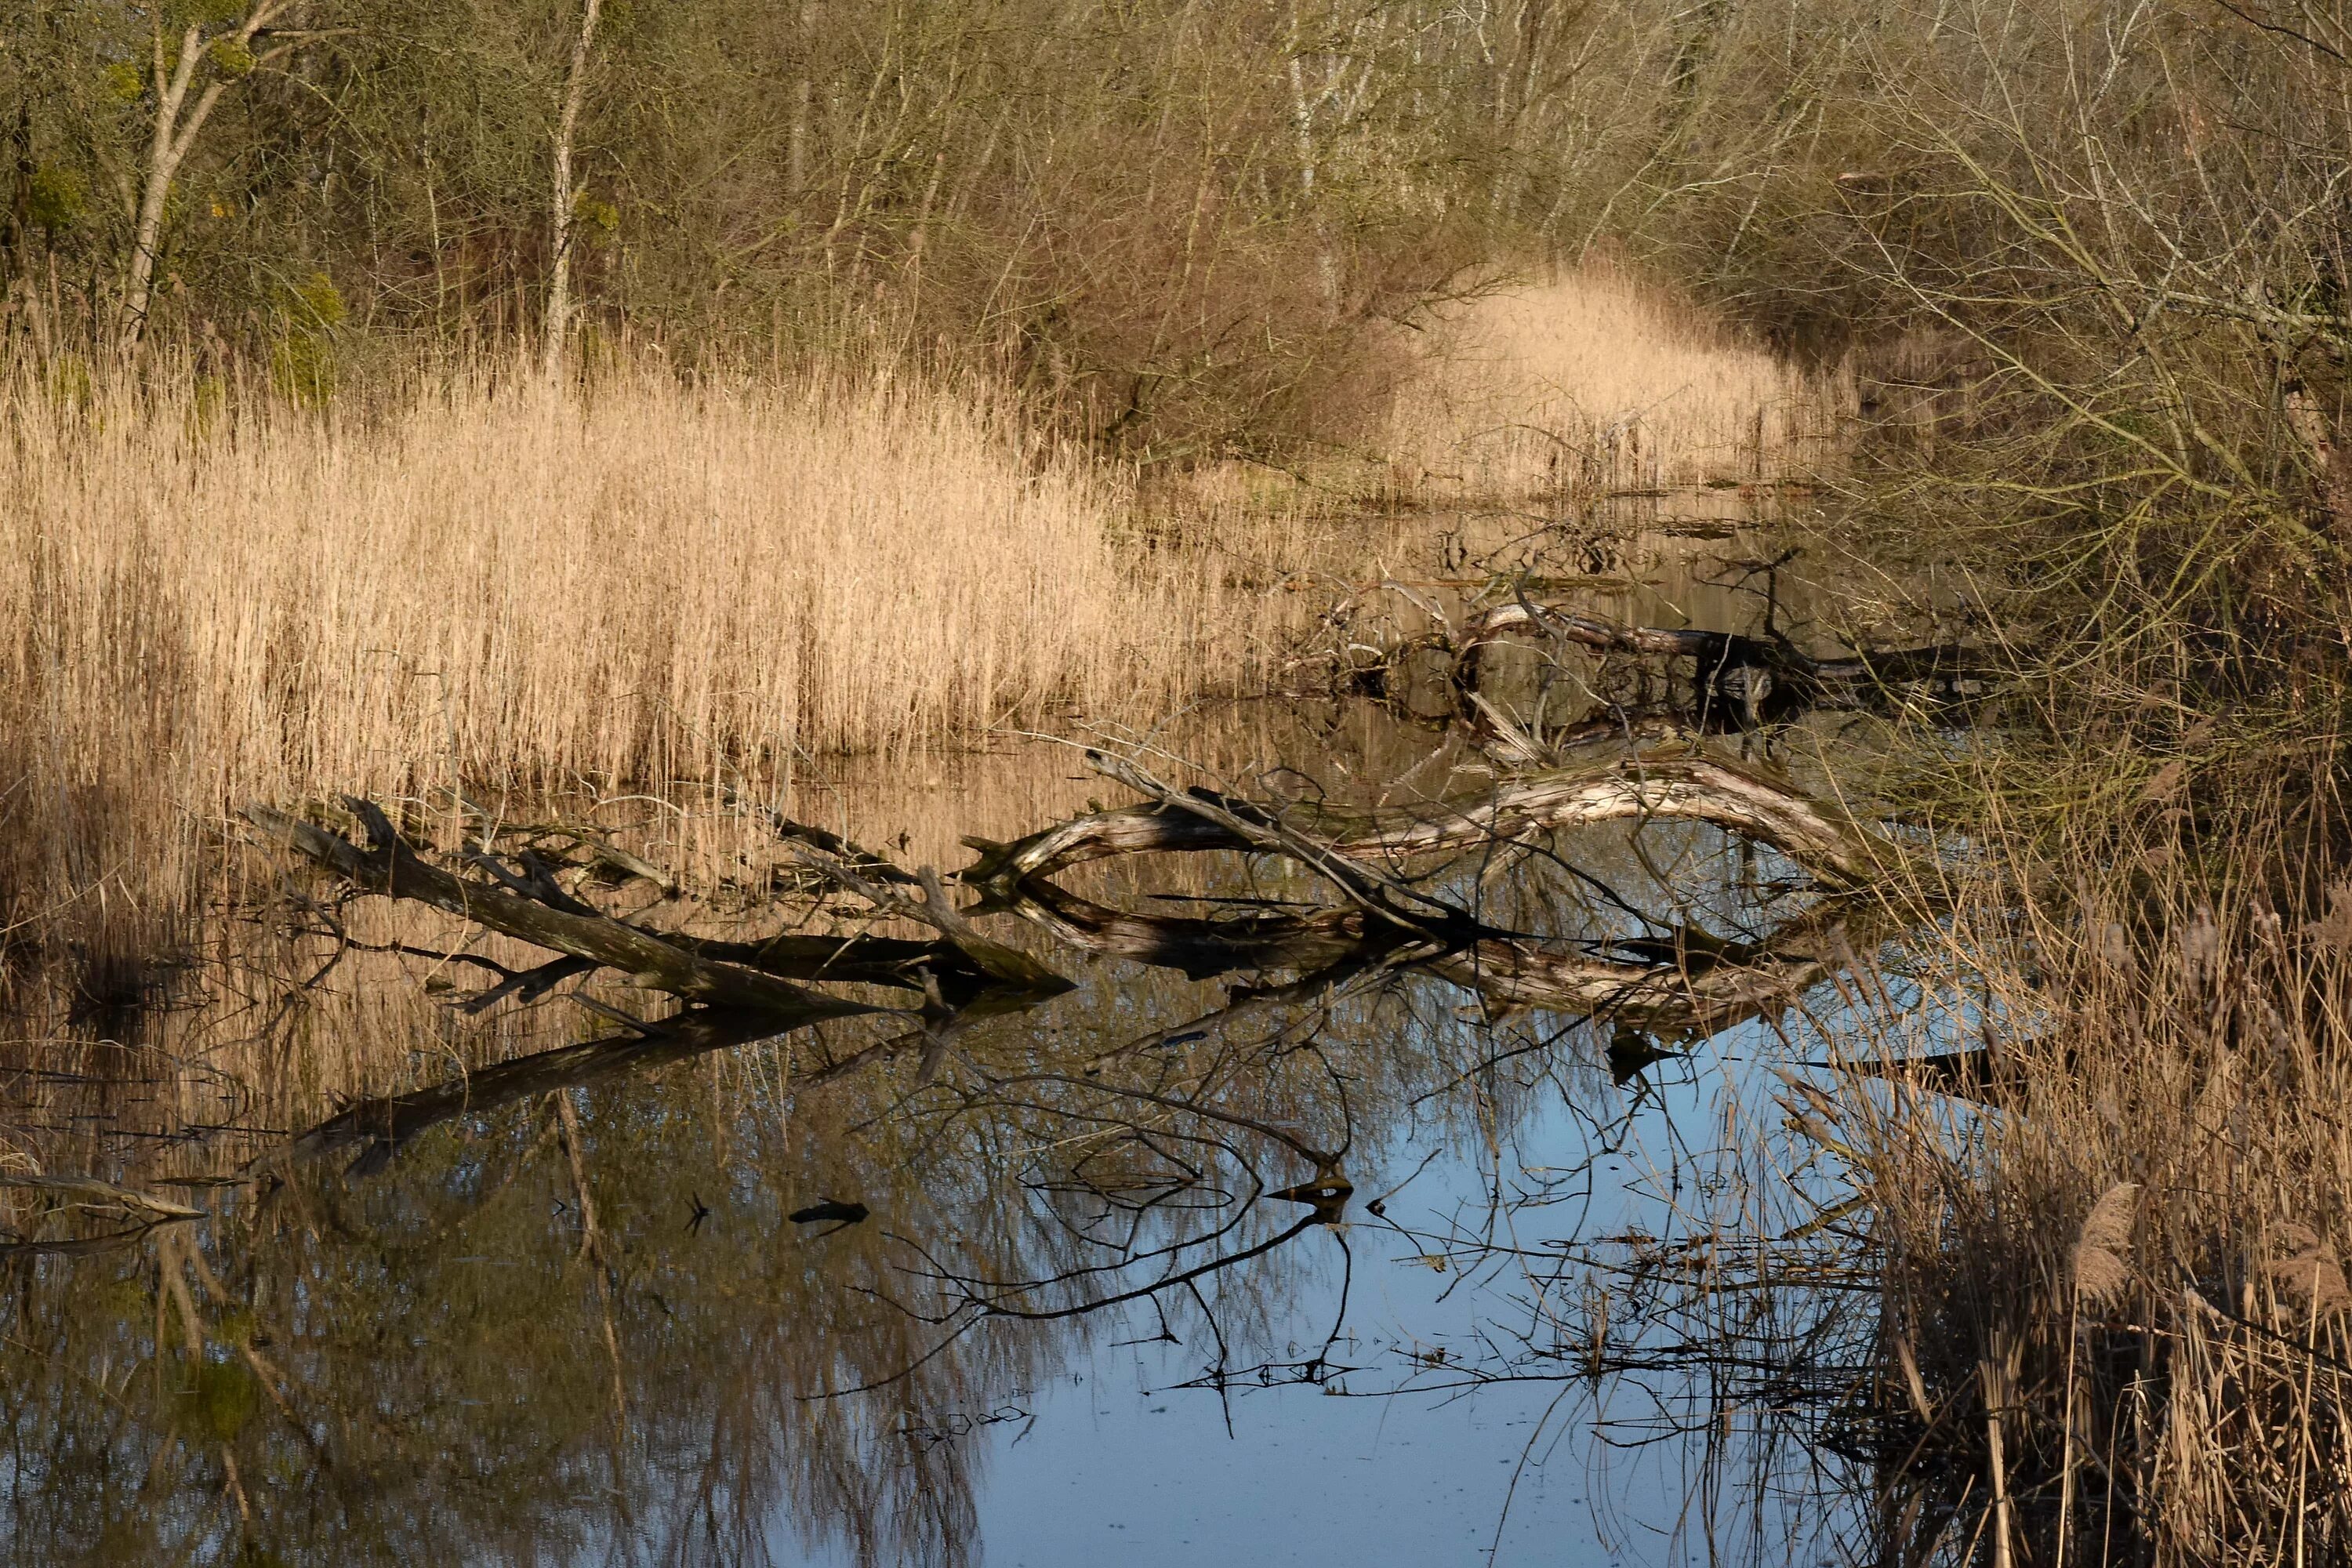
[789,0,815,193]
[543,0,604,379]
[118,5,288,356]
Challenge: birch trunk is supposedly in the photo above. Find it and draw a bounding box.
[118,4,287,355]
[543,0,604,378]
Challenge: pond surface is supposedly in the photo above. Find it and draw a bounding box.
[0,518,1955,1566]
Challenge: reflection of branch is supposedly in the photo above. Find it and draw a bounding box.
[984,1071,1343,1173]
[555,1094,631,1445]
[258,1007,816,1176]
[1009,876,1856,1039]
[1007,877,1379,979]
[0,1172,205,1220]
[0,1217,184,1261]
[930,1208,1332,1327]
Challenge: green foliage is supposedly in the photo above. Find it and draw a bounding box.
[207,36,256,78]
[571,190,618,240]
[102,60,144,104]
[282,270,347,332]
[27,164,85,232]
[270,271,347,403]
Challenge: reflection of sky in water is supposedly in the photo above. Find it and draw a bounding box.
[767,1013,1867,1568]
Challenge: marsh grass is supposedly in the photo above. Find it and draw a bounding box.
[0,357,1310,956]
[1777,679,2352,1563]
[1374,264,1852,503]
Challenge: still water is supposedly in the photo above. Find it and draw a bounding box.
[0,524,1931,1566]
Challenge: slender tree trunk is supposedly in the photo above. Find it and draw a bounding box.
[789,0,815,193]
[543,0,604,379]
[122,27,202,355]
[4,103,31,283]
[118,4,287,356]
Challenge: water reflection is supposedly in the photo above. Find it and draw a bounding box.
[0,525,1967,1567]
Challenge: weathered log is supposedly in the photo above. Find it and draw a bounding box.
[1426,938,1831,1033]
[245,801,880,1022]
[963,752,1896,892]
[1084,750,1479,938]
[655,931,950,990]
[1010,875,1845,1033]
[778,838,1073,996]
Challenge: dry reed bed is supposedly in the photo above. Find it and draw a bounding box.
[1377,265,1852,502]
[1804,807,2352,1563]
[0,364,1292,936]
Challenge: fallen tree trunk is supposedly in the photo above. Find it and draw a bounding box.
[964,752,1897,892]
[246,800,881,1022]
[1427,938,1831,1033]
[1007,875,1853,1034]
[1007,880,1386,980]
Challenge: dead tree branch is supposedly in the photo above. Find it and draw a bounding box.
[964,751,1898,891]
[245,800,881,1022]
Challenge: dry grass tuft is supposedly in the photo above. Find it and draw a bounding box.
[0,358,1293,943]
[1374,265,1851,501]
[2071,1181,2140,1312]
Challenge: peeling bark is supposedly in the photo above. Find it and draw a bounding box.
[542,0,604,376]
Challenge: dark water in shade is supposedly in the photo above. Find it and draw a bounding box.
[0,522,1943,1566]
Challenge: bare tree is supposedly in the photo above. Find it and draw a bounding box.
[118,1,301,354]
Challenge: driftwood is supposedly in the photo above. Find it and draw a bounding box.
[247,800,883,1022]
[1007,874,1851,1033]
[1428,928,1837,1033]
[1008,880,1379,981]
[233,726,1918,1180]
[775,836,1072,996]
[964,751,1895,892]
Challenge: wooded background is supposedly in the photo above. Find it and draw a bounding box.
[4,0,2348,481]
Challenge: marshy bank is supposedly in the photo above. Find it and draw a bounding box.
[0,360,1310,971]
[10,0,2352,1556]
[10,271,2352,1566]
